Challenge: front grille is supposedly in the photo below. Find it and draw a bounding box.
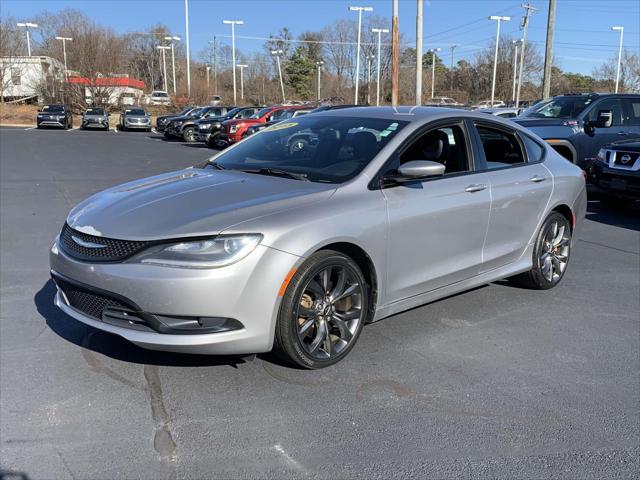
[613,151,639,167]
[54,275,132,320]
[60,223,152,262]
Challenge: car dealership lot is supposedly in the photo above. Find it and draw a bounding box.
[1,127,638,479]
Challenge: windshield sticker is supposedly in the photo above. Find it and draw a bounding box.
[387,122,399,131]
[379,130,391,137]
[266,122,298,131]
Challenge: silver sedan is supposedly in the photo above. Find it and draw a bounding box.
[50,107,586,368]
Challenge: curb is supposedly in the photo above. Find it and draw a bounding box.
[0,123,34,128]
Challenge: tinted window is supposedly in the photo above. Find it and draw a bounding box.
[523,96,594,119]
[476,125,526,169]
[125,109,146,115]
[43,105,64,112]
[210,116,408,184]
[251,107,272,119]
[85,108,105,115]
[497,111,516,118]
[400,125,470,174]
[586,98,622,126]
[622,98,640,126]
[520,134,545,163]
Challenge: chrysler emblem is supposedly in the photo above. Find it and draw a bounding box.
[620,154,632,164]
[71,235,107,249]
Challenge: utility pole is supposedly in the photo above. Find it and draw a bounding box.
[272,50,285,103]
[237,64,248,100]
[542,0,556,100]
[416,0,423,106]
[372,28,389,106]
[392,0,399,106]
[428,48,440,99]
[612,26,624,93]
[489,15,510,107]
[512,39,521,102]
[184,0,191,97]
[349,6,373,105]
[224,20,244,105]
[206,65,211,91]
[449,44,457,96]
[165,36,180,94]
[316,60,324,100]
[157,45,170,93]
[213,36,217,93]
[55,36,72,103]
[515,2,537,108]
[366,54,374,104]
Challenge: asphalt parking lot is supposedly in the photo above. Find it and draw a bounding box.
[1,126,639,479]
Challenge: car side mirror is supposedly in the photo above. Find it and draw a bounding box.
[595,110,612,128]
[398,160,446,179]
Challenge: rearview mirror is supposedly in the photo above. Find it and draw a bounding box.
[595,110,612,128]
[397,160,446,179]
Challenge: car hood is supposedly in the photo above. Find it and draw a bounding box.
[195,116,225,126]
[169,114,198,122]
[607,139,640,151]
[225,118,261,126]
[513,117,573,127]
[66,168,336,241]
[84,114,106,119]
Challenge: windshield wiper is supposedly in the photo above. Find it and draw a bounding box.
[209,162,226,170]
[238,167,309,181]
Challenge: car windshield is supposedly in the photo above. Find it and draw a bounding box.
[125,109,146,116]
[188,108,204,117]
[153,92,169,97]
[522,96,594,119]
[208,115,408,184]
[85,108,105,115]
[43,105,64,112]
[250,107,272,119]
[177,107,194,116]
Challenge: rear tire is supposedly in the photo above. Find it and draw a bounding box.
[511,212,572,290]
[274,250,369,369]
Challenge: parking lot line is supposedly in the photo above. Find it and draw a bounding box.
[24,127,36,131]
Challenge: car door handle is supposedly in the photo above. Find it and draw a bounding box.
[465,184,487,193]
[530,175,547,183]
[616,131,628,136]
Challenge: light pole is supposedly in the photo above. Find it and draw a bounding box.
[165,35,181,94]
[157,46,170,93]
[184,0,191,97]
[316,60,324,100]
[428,48,440,99]
[366,54,375,105]
[55,36,72,75]
[611,26,624,93]
[271,50,285,103]
[223,20,244,104]
[416,0,423,105]
[206,65,211,91]
[449,44,457,96]
[489,15,510,107]
[16,22,38,56]
[349,6,373,105]
[237,64,248,100]
[512,39,522,102]
[372,28,389,106]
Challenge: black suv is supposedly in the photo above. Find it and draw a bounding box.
[36,104,73,129]
[155,106,199,133]
[193,107,260,145]
[590,139,640,205]
[514,93,640,169]
[164,106,233,142]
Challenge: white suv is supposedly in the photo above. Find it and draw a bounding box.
[145,90,171,106]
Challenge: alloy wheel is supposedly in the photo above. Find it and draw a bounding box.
[294,265,364,360]
[539,220,570,283]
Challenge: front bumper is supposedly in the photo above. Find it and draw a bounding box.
[590,161,640,199]
[221,133,241,144]
[194,130,212,142]
[165,125,181,136]
[49,239,299,354]
[37,118,66,128]
[82,119,109,129]
[124,121,150,130]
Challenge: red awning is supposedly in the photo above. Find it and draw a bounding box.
[66,77,145,90]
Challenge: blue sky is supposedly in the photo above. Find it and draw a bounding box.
[2,0,639,75]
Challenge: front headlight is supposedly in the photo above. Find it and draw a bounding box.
[134,234,263,268]
[200,123,212,130]
[597,148,607,163]
[229,124,239,133]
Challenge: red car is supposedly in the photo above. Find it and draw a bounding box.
[220,105,307,146]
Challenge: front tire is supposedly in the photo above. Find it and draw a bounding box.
[183,126,195,142]
[512,212,572,289]
[274,250,369,369]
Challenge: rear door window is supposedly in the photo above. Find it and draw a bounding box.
[621,98,640,126]
[586,98,623,126]
[475,124,526,169]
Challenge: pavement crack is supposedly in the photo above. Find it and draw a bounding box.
[143,364,178,469]
[80,333,143,391]
[578,239,639,255]
[54,447,77,480]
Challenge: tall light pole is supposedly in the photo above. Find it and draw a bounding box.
[184,0,191,97]
[206,65,211,91]
[271,50,285,103]
[157,46,170,93]
[372,28,389,106]
[416,0,423,105]
[165,35,181,94]
[611,26,624,93]
[16,22,38,57]
[512,39,522,102]
[224,20,244,104]
[316,60,324,100]
[349,6,373,105]
[237,64,248,100]
[55,36,72,75]
[489,15,510,107]
[366,54,375,105]
[516,3,537,108]
[428,48,440,99]
[391,0,399,106]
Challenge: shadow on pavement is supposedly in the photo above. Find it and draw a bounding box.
[585,195,639,232]
[35,280,253,368]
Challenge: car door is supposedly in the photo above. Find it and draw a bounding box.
[621,96,640,139]
[381,121,491,302]
[581,97,625,163]
[470,120,553,271]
